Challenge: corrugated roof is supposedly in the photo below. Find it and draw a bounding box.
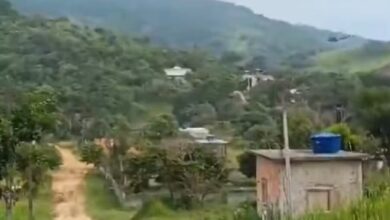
[195,139,228,144]
[250,149,369,162]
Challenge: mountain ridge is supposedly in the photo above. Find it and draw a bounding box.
[9,0,367,68]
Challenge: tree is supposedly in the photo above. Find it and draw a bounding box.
[234,110,280,148]
[243,125,280,149]
[237,152,256,178]
[216,99,244,121]
[145,114,178,141]
[80,142,104,167]
[288,107,318,149]
[234,111,272,135]
[15,143,60,212]
[326,123,360,151]
[0,117,20,220]
[123,147,228,208]
[189,103,217,126]
[177,148,228,208]
[354,88,390,161]
[10,87,59,220]
[122,148,162,193]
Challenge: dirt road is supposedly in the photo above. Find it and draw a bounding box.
[52,147,93,220]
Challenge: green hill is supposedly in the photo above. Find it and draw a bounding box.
[9,0,366,68]
[311,41,390,73]
[0,0,211,137]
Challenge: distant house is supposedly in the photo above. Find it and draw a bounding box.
[242,72,275,91]
[179,127,210,139]
[164,66,192,80]
[251,149,368,217]
[178,127,228,158]
[194,135,228,158]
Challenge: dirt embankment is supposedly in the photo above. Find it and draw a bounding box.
[52,147,93,220]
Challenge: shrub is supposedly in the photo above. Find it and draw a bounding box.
[237,152,256,178]
[131,199,173,220]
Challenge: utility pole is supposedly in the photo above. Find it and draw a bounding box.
[282,98,292,218]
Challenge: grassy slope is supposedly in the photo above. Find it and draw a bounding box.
[85,173,234,220]
[85,173,136,220]
[311,43,390,73]
[0,181,53,220]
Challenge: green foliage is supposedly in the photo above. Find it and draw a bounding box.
[85,173,137,220]
[0,180,53,220]
[145,114,179,141]
[80,142,104,167]
[173,67,240,126]
[0,7,184,138]
[288,107,318,148]
[301,189,390,220]
[188,103,217,127]
[326,123,360,151]
[0,88,59,220]
[15,143,61,195]
[234,110,280,149]
[354,87,390,157]
[11,86,58,142]
[120,147,227,208]
[216,99,244,121]
[123,148,163,193]
[0,0,15,16]
[312,41,390,73]
[9,0,364,68]
[0,118,16,180]
[132,199,173,220]
[237,152,256,178]
[233,202,260,220]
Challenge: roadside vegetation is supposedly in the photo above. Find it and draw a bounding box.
[85,173,136,220]
[0,181,53,220]
[301,172,390,220]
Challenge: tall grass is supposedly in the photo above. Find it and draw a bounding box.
[85,172,236,220]
[301,171,390,220]
[0,181,53,220]
[301,196,390,220]
[85,172,136,220]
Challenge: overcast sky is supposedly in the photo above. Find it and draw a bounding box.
[222,0,390,41]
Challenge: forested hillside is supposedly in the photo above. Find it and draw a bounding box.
[10,0,366,68]
[0,0,242,139]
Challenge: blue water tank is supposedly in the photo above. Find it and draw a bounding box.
[311,132,341,154]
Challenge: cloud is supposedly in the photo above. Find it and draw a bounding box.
[222,0,390,40]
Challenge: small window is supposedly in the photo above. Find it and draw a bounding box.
[261,178,269,203]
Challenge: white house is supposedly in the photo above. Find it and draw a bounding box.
[164,66,192,79]
[179,127,228,158]
[242,73,275,91]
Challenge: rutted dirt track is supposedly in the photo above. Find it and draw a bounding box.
[52,147,93,220]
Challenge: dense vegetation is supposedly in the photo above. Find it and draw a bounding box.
[10,0,367,68]
[308,41,390,73]
[3,0,390,219]
[0,0,242,141]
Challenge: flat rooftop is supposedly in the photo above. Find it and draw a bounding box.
[250,149,369,162]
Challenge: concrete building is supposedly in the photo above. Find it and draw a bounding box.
[164,66,192,80]
[179,127,210,139]
[178,127,228,158]
[242,73,275,91]
[251,149,368,217]
[194,135,228,158]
